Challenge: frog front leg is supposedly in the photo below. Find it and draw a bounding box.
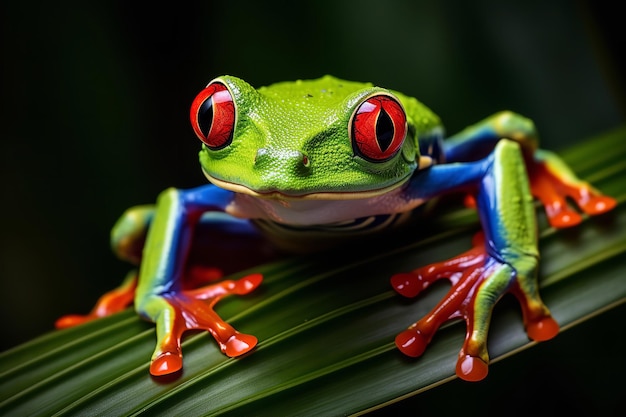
[393,139,558,381]
[134,184,262,376]
[443,111,616,227]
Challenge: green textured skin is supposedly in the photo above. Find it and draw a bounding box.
[199,75,441,195]
[468,140,539,364]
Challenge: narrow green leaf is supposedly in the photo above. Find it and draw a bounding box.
[1,127,624,416]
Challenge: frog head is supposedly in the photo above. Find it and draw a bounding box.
[190,75,439,200]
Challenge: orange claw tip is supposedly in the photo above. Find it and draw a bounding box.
[390,273,422,298]
[223,333,257,357]
[582,196,617,215]
[549,210,582,229]
[150,352,183,376]
[55,315,90,329]
[395,329,428,358]
[456,355,488,382]
[526,316,560,341]
[234,273,263,295]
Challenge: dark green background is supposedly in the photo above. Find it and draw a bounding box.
[1,1,624,413]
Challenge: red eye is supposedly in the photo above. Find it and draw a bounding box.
[350,95,407,162]
[190,82,235,150]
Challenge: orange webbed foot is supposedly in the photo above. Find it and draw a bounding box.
[55,272,137,328]
[530,157,616,228]
[392,233,557,382]
[147,273,263,377]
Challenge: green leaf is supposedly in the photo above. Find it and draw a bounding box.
[1,127,625,416]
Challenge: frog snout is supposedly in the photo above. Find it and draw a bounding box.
[254,148,311,173]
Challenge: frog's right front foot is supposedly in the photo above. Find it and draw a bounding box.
[530,149,616,228]
[138,273,263,376]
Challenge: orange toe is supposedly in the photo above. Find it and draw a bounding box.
[233,273,263,295]
[150,352,183,376]
[223,333,257,357]
[548,209,582,228]
[456,355,488,381]
[580,195,617,216]
[395,329,428,358]
[55,314,94,329]
[527,316,559,341]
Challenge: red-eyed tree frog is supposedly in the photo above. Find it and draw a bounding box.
[57,75,616,381]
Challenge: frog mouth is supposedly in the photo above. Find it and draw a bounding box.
[202,170,409,201]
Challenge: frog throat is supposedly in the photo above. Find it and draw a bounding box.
[202,168,410,201]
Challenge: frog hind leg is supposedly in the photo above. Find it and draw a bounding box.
[392,236,534,381]
[141,273,262,376]
[392,234,488,360]
[55,205,154,328]
[55,270,138,328]
[394,140,559,381]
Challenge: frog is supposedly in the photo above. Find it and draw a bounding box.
[56,75,616,381]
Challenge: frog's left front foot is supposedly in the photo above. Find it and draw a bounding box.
[391,234,558,381]
[138,273,263,376]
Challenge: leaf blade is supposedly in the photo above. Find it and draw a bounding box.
[1,127,624,416]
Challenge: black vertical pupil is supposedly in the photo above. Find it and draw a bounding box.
[376,108,394,152]
[198,97,214,137]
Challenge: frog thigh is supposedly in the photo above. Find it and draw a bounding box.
[111,205,154,265]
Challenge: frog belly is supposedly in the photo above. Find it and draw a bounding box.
[220,188,423,252]
[252,211,415,252]
[225,187,424,226]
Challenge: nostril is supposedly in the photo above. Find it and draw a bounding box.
[254,148,268,164]
[254,148,311,172]
[301,153,310,167]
